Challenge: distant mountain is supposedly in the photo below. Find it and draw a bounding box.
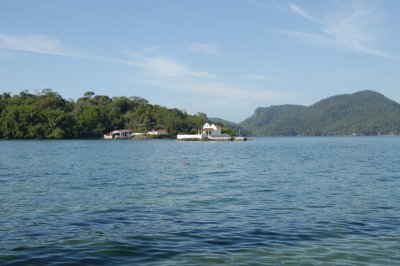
[209,117,251,136]
[240,90,400,136]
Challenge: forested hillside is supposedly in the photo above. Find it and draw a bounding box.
[0,89,208,139]
[240,90,400,136]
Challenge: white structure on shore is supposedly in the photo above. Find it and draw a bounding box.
[147,129,167,136]
[104,129,132,139]
[177,123,231,141]
[202,123,231,140]
[176,133,207,141]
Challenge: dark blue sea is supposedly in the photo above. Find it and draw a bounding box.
[1,137,400,265]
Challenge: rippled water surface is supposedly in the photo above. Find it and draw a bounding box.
[1,137,400,265]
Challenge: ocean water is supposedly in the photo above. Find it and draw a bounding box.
[0,137,399,265]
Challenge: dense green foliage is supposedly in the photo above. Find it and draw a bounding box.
[0,90,208,139]
[240,90,400,136]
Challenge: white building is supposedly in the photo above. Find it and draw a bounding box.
[177,123,231,141]
[203,123,230,139]
[202,123,223,136]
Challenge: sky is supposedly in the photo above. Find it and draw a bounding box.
[1,0,400,122]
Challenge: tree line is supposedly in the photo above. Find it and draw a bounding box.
[0,89,211,139]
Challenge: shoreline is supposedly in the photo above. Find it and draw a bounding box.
[2,135,400,141]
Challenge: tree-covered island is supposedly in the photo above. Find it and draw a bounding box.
[0,89,235,139]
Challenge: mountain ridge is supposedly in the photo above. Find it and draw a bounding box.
[239,90,400,136]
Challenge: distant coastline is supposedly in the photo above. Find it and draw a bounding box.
[2,89,400,139]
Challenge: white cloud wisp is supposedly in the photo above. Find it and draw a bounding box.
[0,33,81,57]
[277,4,395,59]
[125,53,285,104]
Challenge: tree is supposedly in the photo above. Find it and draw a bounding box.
[84,91,95,100]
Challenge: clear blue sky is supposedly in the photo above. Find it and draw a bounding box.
[1,0,399,122]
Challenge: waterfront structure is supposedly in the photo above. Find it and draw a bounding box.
[202,123,231,140]
[177,123,243,141]
[103,129,132,139]
[176,133,207,141]
[147,129,167,136]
